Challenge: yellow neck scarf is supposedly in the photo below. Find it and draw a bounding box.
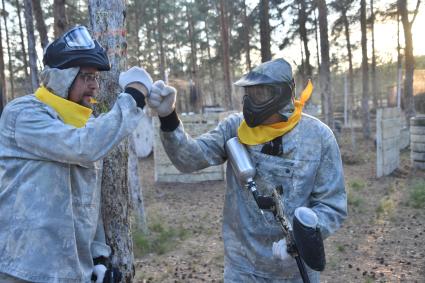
[35,86,92,128]
[238,80,313,145]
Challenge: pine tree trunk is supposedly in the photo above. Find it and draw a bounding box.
[0,17,4,112]
[360,0,371,139]
[53,0,68,37]
[317,0,334,129]
[242,0,251,71]
[203,4,217,105]
[2,0,14,99]
[219,0,232,109]
[15,0,29,81]
[157,0,166,81]
[398,0,418,125]
[23,0,39,92]
[370,0,378,109]
[298,0,312,82]
[342,10,356,152]
[187,4,203,112]
[32,0,49,49]
[259,0,271,62]
[88,1,135,282]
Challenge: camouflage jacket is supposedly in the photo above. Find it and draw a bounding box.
[0,93,143,282]
[160,113,347,280]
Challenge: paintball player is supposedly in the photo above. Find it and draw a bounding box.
[0,26,152,282]
[148,58,347,282]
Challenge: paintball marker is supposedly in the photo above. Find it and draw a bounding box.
[225,137,326,283]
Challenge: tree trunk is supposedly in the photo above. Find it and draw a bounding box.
[313,7,320,72]
[157,0,166,81]
[32,0,49,49]
[0,15,5,110]
[88,1,135,282]
[54,0,68,37]
[204,8,217,105]
[342,9,357,151]
[15,0,29,81]
[360,0,370,139]
[398,0,419,124]
[242,0,251,71]
[219,0,232,109]
[298,0,312,82]
[370,0,378,109]
[317,0,334,129]
[2,0,15,99]
[187,4,202,112]
[23,0,39,92]
[259,0,271,62]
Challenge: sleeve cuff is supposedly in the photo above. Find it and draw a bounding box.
[125,87,146,109]
[93,256,110,267]
[159,110,180,132]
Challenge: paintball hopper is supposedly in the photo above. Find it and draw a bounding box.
[293,207,326,271]
[225,137,274,210]
[225,137,256,185]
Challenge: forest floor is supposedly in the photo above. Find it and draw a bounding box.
[133,128,425,283]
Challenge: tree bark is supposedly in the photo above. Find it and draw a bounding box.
[360,0,370,139]
[187,3,202,112]
[298,0,312,82]
[88,1,135,282]
[157,0,166,81]
[204,6,217,105]
[370,0,378,109]
[398,0,420,125]
[259,0,271,62]
[32,0,49,49]
[242,0,251,71]
[219,0,232,109]
[23,0,39,92]
[15,0,29,81]
[0,15,5,112]
[54,0,68,37]
[317,0,334,129]
[2,0,15,99]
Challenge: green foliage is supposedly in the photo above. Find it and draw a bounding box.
[376,197,395,217]
[408,180,425,209]
[133,220,190,257]
[349,179,365,191]
[336,245,345,252]
[347,191,363,207]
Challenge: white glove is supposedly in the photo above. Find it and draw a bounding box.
[147,80,177,117]
[93,264,107,283]
[119,66,153,93]
[272,238,291,261]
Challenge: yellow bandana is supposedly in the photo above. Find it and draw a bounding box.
[35,86,92,128]
[238,80,313,145]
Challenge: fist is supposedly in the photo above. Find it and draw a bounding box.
[147,80,177,117]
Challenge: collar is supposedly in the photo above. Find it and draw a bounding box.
[35,86,92,128]
[238,80,313,145]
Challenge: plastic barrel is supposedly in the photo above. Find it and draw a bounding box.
[410,116,425,170]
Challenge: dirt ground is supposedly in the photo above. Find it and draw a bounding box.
[134,129,425,283]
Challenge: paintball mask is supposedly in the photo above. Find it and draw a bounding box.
[43,26,110,71]
[235,58,295,128]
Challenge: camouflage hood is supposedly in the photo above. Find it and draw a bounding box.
[39,66,80,99]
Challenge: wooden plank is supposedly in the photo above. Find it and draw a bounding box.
[152,113,230,183]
